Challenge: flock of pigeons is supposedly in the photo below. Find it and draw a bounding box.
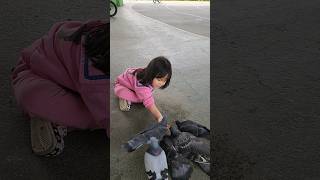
[122,116,211,180]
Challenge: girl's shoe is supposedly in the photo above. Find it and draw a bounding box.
[30,117,67,157]
[119,98,131,111]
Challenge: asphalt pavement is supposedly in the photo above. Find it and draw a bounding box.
[213,0,320,179]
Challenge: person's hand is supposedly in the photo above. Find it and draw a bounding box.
[157,115,163,122]
[158,116,170,129]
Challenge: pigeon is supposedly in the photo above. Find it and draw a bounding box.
[176,120,210,139]
[160,136,193,180]
[122,116,168,152]
[170,122,210,176]
[144,137,169,180]
[175,120,211,175]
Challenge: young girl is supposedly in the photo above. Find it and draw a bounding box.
[11,19,109,156]
[114,56,172,122]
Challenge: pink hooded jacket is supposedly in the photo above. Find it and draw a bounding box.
[12,20,109,135]
[114,68,155,109]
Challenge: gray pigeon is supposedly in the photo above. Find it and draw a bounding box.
[122,116,168,152]
[176,120,210,139]
[170,122,210,176]
[160,136,193,180]
[144,137,169,180]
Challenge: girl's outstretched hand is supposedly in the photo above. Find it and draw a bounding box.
[157,115,164,123]
[158,115,170,129]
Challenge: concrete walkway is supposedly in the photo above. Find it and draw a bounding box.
[131,1,210,37]
[110,1,210,179]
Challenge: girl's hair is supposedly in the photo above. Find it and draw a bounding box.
[134,56,172,89]
[63,20,109,76]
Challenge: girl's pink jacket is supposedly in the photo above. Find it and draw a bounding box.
[12,20,109,135]
[114,68,154,109]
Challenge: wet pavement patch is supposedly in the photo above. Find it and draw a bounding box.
[158,101,190,123]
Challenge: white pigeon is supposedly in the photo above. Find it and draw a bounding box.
[144,137,169,180]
